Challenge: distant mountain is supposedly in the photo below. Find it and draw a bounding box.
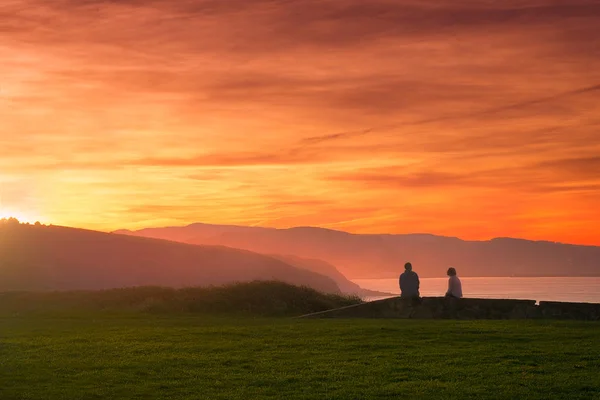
[115,223,600,278]
[0,223,341,293]
[114,223,265,243]
[115,223,262,244]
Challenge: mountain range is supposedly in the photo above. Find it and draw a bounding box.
[3,220,598,295]
[0,222,354,294]
[115,223,600,278]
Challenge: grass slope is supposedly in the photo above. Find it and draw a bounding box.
[2,315,599,400]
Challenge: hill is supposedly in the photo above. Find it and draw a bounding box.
[269,254,390,297]
[115,223,600,278]
[0,222,340,293]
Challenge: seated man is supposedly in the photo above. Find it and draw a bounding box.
[399,262,420,302]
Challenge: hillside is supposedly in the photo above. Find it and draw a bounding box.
[0,223,340,293]
[269,254,392,297]
[269,254,390,297]
[116,223,600,278]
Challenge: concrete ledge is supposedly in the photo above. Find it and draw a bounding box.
[298,297,600,320]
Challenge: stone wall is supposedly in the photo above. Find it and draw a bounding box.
[538,301,600,320]
[299,297,600,320]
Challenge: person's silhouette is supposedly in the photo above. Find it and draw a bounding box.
[399,262,420,302]
[445,267,463,298]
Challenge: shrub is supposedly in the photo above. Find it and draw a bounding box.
[0,281,362,317]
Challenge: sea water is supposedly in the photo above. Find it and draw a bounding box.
[353,277,600,303]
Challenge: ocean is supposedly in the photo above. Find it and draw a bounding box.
[353,277,600,303]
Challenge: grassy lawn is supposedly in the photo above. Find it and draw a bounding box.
[1,314,599,400]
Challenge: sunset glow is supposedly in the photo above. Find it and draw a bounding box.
[0,209,40,224]
[1,0,599,244]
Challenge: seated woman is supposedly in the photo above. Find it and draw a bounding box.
[445,267,463,298]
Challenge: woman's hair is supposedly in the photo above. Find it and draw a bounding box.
[447,267,457,276]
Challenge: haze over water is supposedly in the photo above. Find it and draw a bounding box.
[354,277,600,303]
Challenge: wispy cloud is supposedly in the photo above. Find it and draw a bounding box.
[299,84,600,145]
[1,0,599,243]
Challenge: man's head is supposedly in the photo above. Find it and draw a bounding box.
[404,262,412,271]
[447,267,457,276]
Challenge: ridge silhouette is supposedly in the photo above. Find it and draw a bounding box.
[116,223,600,278]
[0,223,344,293]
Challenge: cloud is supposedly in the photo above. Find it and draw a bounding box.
[131,150,326,168]
[1,0,599,243]
[331,170,469,188]
[537,156,600,176]
[329,155,600,194]
[298,83,600,145]
[300,128,376,146]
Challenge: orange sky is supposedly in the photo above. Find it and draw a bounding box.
[1,0,599,244]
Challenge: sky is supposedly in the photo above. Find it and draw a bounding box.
[1,0,599,244]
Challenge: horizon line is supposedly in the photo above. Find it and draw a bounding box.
[109,221,594,247]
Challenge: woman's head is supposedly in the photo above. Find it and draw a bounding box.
[447,267,457,276]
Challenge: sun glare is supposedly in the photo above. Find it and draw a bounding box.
[0,208,41,224]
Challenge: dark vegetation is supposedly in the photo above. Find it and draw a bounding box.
[2,315,599,400]
[0,281,361,317]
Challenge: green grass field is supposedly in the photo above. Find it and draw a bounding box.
[2,313,599,400]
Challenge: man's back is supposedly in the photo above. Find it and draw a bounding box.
[399,270,420,298]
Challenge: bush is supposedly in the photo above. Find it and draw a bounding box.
[0,281,362,317]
